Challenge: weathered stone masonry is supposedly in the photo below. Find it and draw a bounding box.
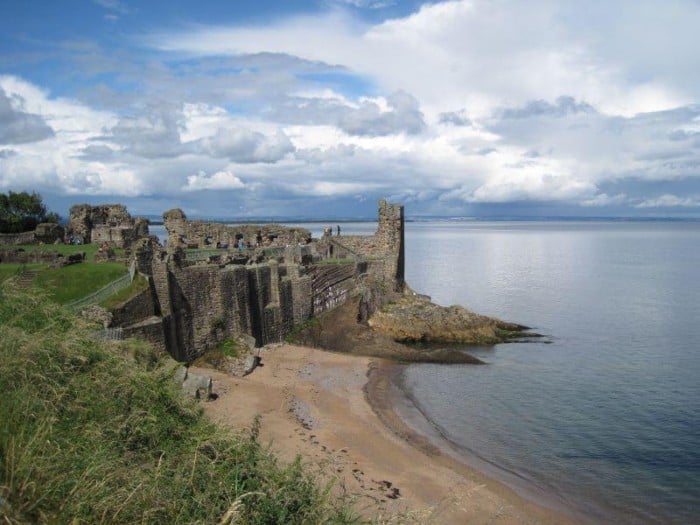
[123,200,405,363]
[69,204,149,247]
[162,208,311,249]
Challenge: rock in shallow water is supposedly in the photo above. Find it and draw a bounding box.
[368,295,528,345]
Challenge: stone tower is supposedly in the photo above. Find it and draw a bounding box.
[376,200,405,292]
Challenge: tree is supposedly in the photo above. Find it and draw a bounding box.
[0,191,60,233]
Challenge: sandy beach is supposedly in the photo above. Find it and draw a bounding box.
[195,344,578,524]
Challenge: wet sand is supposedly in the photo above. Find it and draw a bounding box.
[194,344,579,524]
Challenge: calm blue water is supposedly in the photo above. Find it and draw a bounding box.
[400,221,700,524]
[151,220,700,523]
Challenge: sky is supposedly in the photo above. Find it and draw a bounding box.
[2,0,700,219]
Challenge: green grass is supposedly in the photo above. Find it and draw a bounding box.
[33,262,128,304]
[314,258,356,265]
[193,338,244,370]
[0,263,43,282]
[100,273,149,309]
[218,337,241,358]
[0,283,358,524]
[0,261,129,304]
[0,243,126,260]
[0,242,100,259]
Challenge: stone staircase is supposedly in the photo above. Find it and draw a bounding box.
[15,268,39,288]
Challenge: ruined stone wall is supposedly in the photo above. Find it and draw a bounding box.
[92,225,138,246]
[329,235,382,256]
[122,317,167,353]
[0,231,36,245]
[0,223,64,246]
[376,200,405,290]
[286,265,313,325]
[147,252,358,361]
[69,204,148,247]
[322,200,404,291]
[34,223,65,244]
[149,253,267,360]
[162,208,311,249]
[110,286,156,327]
[134,237,160,274]
[140,199,403,362]
[0,249,84,265]
[310,263,358,315]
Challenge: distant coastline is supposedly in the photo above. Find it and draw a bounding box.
[142,215,700,225]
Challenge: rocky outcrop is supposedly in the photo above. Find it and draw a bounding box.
[81,305,113,328]
[288,299,485,364]
[368,294,530,345]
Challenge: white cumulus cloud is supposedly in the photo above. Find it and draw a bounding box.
[183,170,246,192]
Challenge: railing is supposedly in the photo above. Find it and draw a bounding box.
[65,259,136,312]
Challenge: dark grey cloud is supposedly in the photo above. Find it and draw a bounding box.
[439,109,471,126]
[76,52,348,114]
[340,91,425,136]
[266,90,425,136]
[103,103,295,164]
[79,144,116,160]
[500,96,596,119]
[195,128,295,163]
[476,147,497,156]
[668,129,700,142]
[108,107,186,158]
[488,98,700,180]
[0,88,54,144]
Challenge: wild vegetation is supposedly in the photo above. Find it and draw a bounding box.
[0,282,358,524]
[33,262,127,304]
[0,243,129,304]
[0,191,59,233]
[99,272,149,310]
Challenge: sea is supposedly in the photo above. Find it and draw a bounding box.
[151,220,700,524]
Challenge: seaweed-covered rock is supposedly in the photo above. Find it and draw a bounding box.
[368,294,529,344]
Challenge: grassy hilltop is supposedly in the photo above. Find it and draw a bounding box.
[0,282,357,524]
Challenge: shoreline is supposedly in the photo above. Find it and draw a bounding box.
[365,360,591,524]
[195,344,580,523]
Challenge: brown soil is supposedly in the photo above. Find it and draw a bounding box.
[290,299,486,364]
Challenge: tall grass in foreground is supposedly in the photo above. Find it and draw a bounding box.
[0,282,358,524]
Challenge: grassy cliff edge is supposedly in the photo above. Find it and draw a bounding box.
[0,282,356,524]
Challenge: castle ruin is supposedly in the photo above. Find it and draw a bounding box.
[69,204,149,247]
[116,200,405,363]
